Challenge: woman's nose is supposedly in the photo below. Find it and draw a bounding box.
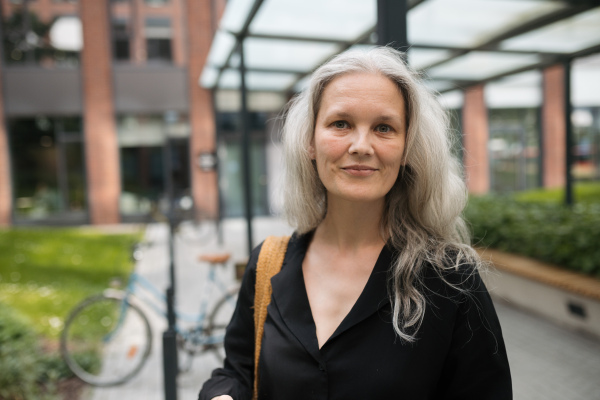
[348,129,374,156]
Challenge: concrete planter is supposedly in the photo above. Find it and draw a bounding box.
[478,248,600,340]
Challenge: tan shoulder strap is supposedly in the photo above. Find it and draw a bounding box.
[253,235,291,400]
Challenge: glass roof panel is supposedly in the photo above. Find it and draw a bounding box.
[485,71,542,108]
[200,66,219,88]
[409,0,566,48]
[218,69,298,91]
[293,75,311,93]
[219,69,241,89]
[421,79,455,93]
[437,90,463,109]
[408,48,454,70]
[247,71,298,91]
[500,7,600,54]
[244,38,340,72]
[250,0,376,41]
[220,0,255,34]
[347,44,376,53]
[427,51,540,80]
[207,30,236,67]
[572,53,600,107]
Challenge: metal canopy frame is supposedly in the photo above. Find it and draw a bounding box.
[201,0,600,96]
[204,0,600,255]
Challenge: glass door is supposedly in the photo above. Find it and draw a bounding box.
[9,116,87,223]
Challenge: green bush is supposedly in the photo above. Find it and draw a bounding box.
[465,196,600,278]
[514,181,600,204]
[0,302,59,400]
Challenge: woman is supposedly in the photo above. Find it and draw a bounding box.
[199,47,512,400]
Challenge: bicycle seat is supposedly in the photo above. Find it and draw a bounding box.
[198,253,231,264]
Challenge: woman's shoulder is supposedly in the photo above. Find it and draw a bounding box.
[246,231,300,271]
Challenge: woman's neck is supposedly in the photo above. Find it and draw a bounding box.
[314,196,386,252]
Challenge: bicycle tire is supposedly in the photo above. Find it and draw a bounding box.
[205,286,239,362]
[60,290,152,386]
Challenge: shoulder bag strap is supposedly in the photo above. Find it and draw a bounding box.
[253,235,291,400]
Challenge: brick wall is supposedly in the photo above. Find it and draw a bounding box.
[462,84,490,194]
[80,0,121,224]
[542,64,566,189]
[0,58,11,226]
[110,0,187,66]
[186,0,218,219]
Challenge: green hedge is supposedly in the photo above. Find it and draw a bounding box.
[0,302,61,400]
[514,181,600,205]
[465,196,600,278]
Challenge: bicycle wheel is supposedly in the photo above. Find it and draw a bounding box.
[60,291,152,386]
[205,286,239,362]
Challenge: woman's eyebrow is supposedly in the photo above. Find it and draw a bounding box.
[376,115,403,122]
[325,111,352,119]
[325,111,402,122]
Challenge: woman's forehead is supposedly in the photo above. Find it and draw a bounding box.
[318,73,405,116]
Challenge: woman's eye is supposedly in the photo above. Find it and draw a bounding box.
[376,125,392,133]
[333,121,348,129]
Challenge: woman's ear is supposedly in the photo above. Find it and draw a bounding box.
[308,141,316,160]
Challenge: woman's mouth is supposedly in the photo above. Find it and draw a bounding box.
[342,165,378,176]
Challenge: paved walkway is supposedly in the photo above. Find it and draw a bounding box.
[86,218,600,400]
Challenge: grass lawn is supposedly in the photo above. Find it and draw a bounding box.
[0,227,142,340]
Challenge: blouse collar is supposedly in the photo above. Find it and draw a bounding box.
[270,232,393,360]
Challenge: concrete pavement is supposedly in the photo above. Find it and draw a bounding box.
[85,218,600,400]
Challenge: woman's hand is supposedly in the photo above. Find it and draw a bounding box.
[211,396,233,400]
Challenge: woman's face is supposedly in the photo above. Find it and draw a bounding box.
[310,72,407,206]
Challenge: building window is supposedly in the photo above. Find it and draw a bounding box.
[117,114,190,218]
[145,0,169,6]
[144,0,169,7]
[572,108,600,181]
[145,17,171,62]
[8,117,87,222]
[217,112,270,218]
[111,18,130,61]
[488,108,541,193]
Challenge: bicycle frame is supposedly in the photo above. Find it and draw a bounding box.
[113,264,236,344]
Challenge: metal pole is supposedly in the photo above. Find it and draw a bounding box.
[537,105,544,188]
[55,121,69,212]
[212,90,225,245]
[376,0,408,53]
[239,39,254,256]
[162,131,178,400]
[564,59,574,206]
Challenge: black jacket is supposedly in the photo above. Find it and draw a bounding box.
[199,233,512,400]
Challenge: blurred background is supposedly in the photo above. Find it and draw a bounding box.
[0,0,599,399]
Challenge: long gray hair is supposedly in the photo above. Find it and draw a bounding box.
[280,46,481,342]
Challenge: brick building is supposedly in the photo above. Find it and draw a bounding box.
[0,0,223,225]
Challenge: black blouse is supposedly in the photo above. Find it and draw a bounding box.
[199,233,512,400]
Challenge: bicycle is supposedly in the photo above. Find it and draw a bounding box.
[60,240,240,387]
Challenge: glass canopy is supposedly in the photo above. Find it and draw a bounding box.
[250,0,376,41]
[501,7,600,54]
[201,0,600,101]
[408,0,566,48]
